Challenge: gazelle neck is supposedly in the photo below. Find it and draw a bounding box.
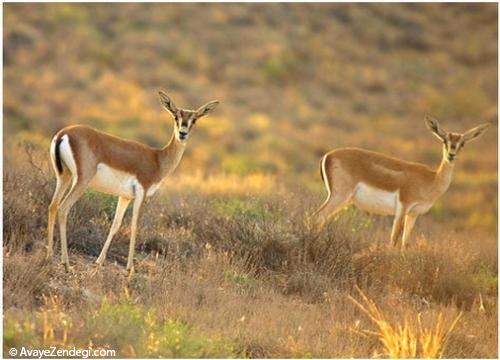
[434,151,455,195]
[158,130,187,179]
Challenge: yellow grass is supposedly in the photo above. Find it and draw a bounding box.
[165,172,282,196]
[349,287,463,358]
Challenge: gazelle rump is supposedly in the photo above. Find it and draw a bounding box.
[47,91,219,271]
[312,116,489,248]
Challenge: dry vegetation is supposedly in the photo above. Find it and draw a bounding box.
[3,3,498,358]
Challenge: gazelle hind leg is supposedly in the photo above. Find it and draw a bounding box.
[311,155,351,228]
[57,174,93,269]
[47,135,71,259]
[312,192,351,229]
[47,171,72,258]
[96,196,131,266]
[127,188,144,273]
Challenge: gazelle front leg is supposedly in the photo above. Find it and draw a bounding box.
[390,204,406,247]
[96,196,131,266]
[401,213,418,249]
[127,187,145,273]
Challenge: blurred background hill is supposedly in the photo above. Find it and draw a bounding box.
[4,3,497,229]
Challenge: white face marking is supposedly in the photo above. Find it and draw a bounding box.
[89,163,139,199]
[353,183,398,215]
[175,113,196,141]
[58,135,78,178]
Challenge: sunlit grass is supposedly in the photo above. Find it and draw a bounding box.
[4,292,238,358]
[349,287,463,358]
[165,172,282,196]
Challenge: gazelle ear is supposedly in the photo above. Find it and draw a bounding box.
[195,100,219,118]
[463,123,489,143]
[425,115,447,141]
[158,91,178,116]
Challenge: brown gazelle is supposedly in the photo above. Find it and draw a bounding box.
[312,116,489,248]
[47,91,219,271]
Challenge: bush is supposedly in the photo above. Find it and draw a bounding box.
[4,295,238,358]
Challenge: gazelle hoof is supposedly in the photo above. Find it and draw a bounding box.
[89,265,101,277]
[60,262,73,273]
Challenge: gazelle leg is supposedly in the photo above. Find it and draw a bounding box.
[96,196,131,266]
[312,193,351,229]
[126,190,144,272]
[47,172,71,258]
[57,176,92,269]
[390,206,406,247]
[401,214,418,249]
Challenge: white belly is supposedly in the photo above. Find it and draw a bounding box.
[89,163,138,199]
[352,183,398,215]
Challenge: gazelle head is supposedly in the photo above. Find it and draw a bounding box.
[425,115,489,163]
[158,91,219,142]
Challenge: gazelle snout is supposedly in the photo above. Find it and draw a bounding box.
[178,128,189,140]
[443,133,464,162]
[177,126,189,141]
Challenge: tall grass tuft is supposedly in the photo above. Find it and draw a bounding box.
[349,287,463,358]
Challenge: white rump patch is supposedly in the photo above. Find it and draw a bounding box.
[58,135,78,178]
[353,182,398,215]
[89,163,140,199]
[321,154,331,198]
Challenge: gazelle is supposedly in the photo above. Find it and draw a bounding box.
[312,116,489,248]
[47,91,219,271]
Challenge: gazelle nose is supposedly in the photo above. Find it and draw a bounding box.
[179,131,188,139]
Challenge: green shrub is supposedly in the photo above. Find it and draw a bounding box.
[4,296,238,358]
[211,198,272,221]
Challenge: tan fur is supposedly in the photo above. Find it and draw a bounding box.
[312,118,489,248]
[53,125,185,191]
[323,148,445,205]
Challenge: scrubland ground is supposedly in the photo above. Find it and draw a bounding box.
[3,3,498,358]
[3,148,498,358]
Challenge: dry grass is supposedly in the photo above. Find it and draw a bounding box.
[3,153,497,358]
[349,287,463,358]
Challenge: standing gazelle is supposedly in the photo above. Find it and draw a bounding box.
[47,91,219,271]
[312,116,489,248]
